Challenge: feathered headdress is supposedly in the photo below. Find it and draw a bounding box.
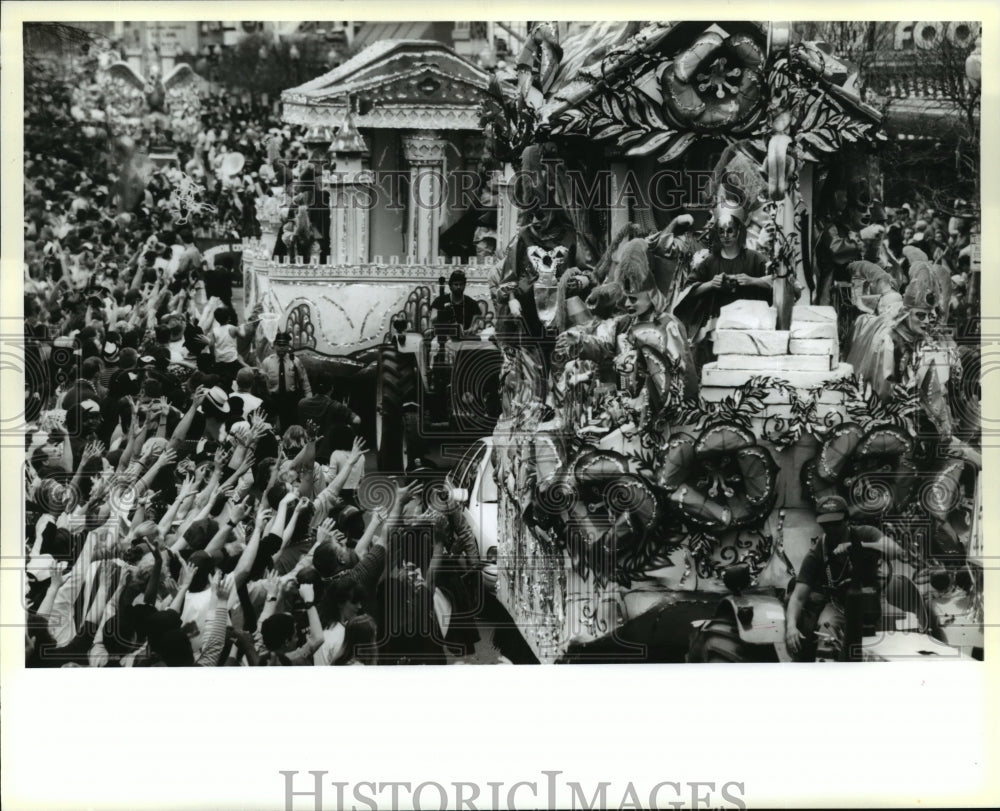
[904,261,951,321]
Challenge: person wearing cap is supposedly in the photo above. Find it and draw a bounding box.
[195,385,233,440]
[260,331,311,431]
[98,337,123,389]
[105,347,140,400]
[785,495,907,661]
[431,270,481,337]
[60,357,107,411]
[673,202,771,368]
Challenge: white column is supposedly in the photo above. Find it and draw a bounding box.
[325,158,373,266]
[402,131,448,262]
[608,161,630,238]
[495,162,519,251]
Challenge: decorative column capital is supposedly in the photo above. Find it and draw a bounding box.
[322,169,376,188]
[302,124,334,153]
[402,130,448,165]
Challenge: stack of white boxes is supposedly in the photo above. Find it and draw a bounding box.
[699,301,851,418]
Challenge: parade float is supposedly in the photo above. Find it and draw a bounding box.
[67,40,215,218]
[478,21,982,662]
[243,40,507,463]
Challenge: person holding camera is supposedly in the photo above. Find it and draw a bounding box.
[673,202,772,369]
[784,495,908,661]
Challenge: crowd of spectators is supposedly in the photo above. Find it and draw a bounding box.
[22,56,496,668]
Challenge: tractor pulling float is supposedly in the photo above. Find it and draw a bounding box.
[243,40,506,467]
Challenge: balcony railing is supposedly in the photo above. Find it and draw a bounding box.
[242,237,496,283]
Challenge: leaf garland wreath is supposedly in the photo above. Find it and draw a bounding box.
[825,374,920,437]
[752,49,887,163]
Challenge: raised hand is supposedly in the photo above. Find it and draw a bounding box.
[49,559,66,592]
[304,419,321,443]
[213,446,230,470]
[394,480,423,509]
[230,499,250,523]
[216,484,236,504]
[755,222,776,250]
[315,517,337,545]
[178,560,197,590]
[248,411,272,439]
[213,571,234,602]
[88,474,109,503]
[349,436,368,462]
[127,402,144,435]
[81,440,105,464]
[298,582,315,604]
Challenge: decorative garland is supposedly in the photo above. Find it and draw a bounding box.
[753,50,887,161]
